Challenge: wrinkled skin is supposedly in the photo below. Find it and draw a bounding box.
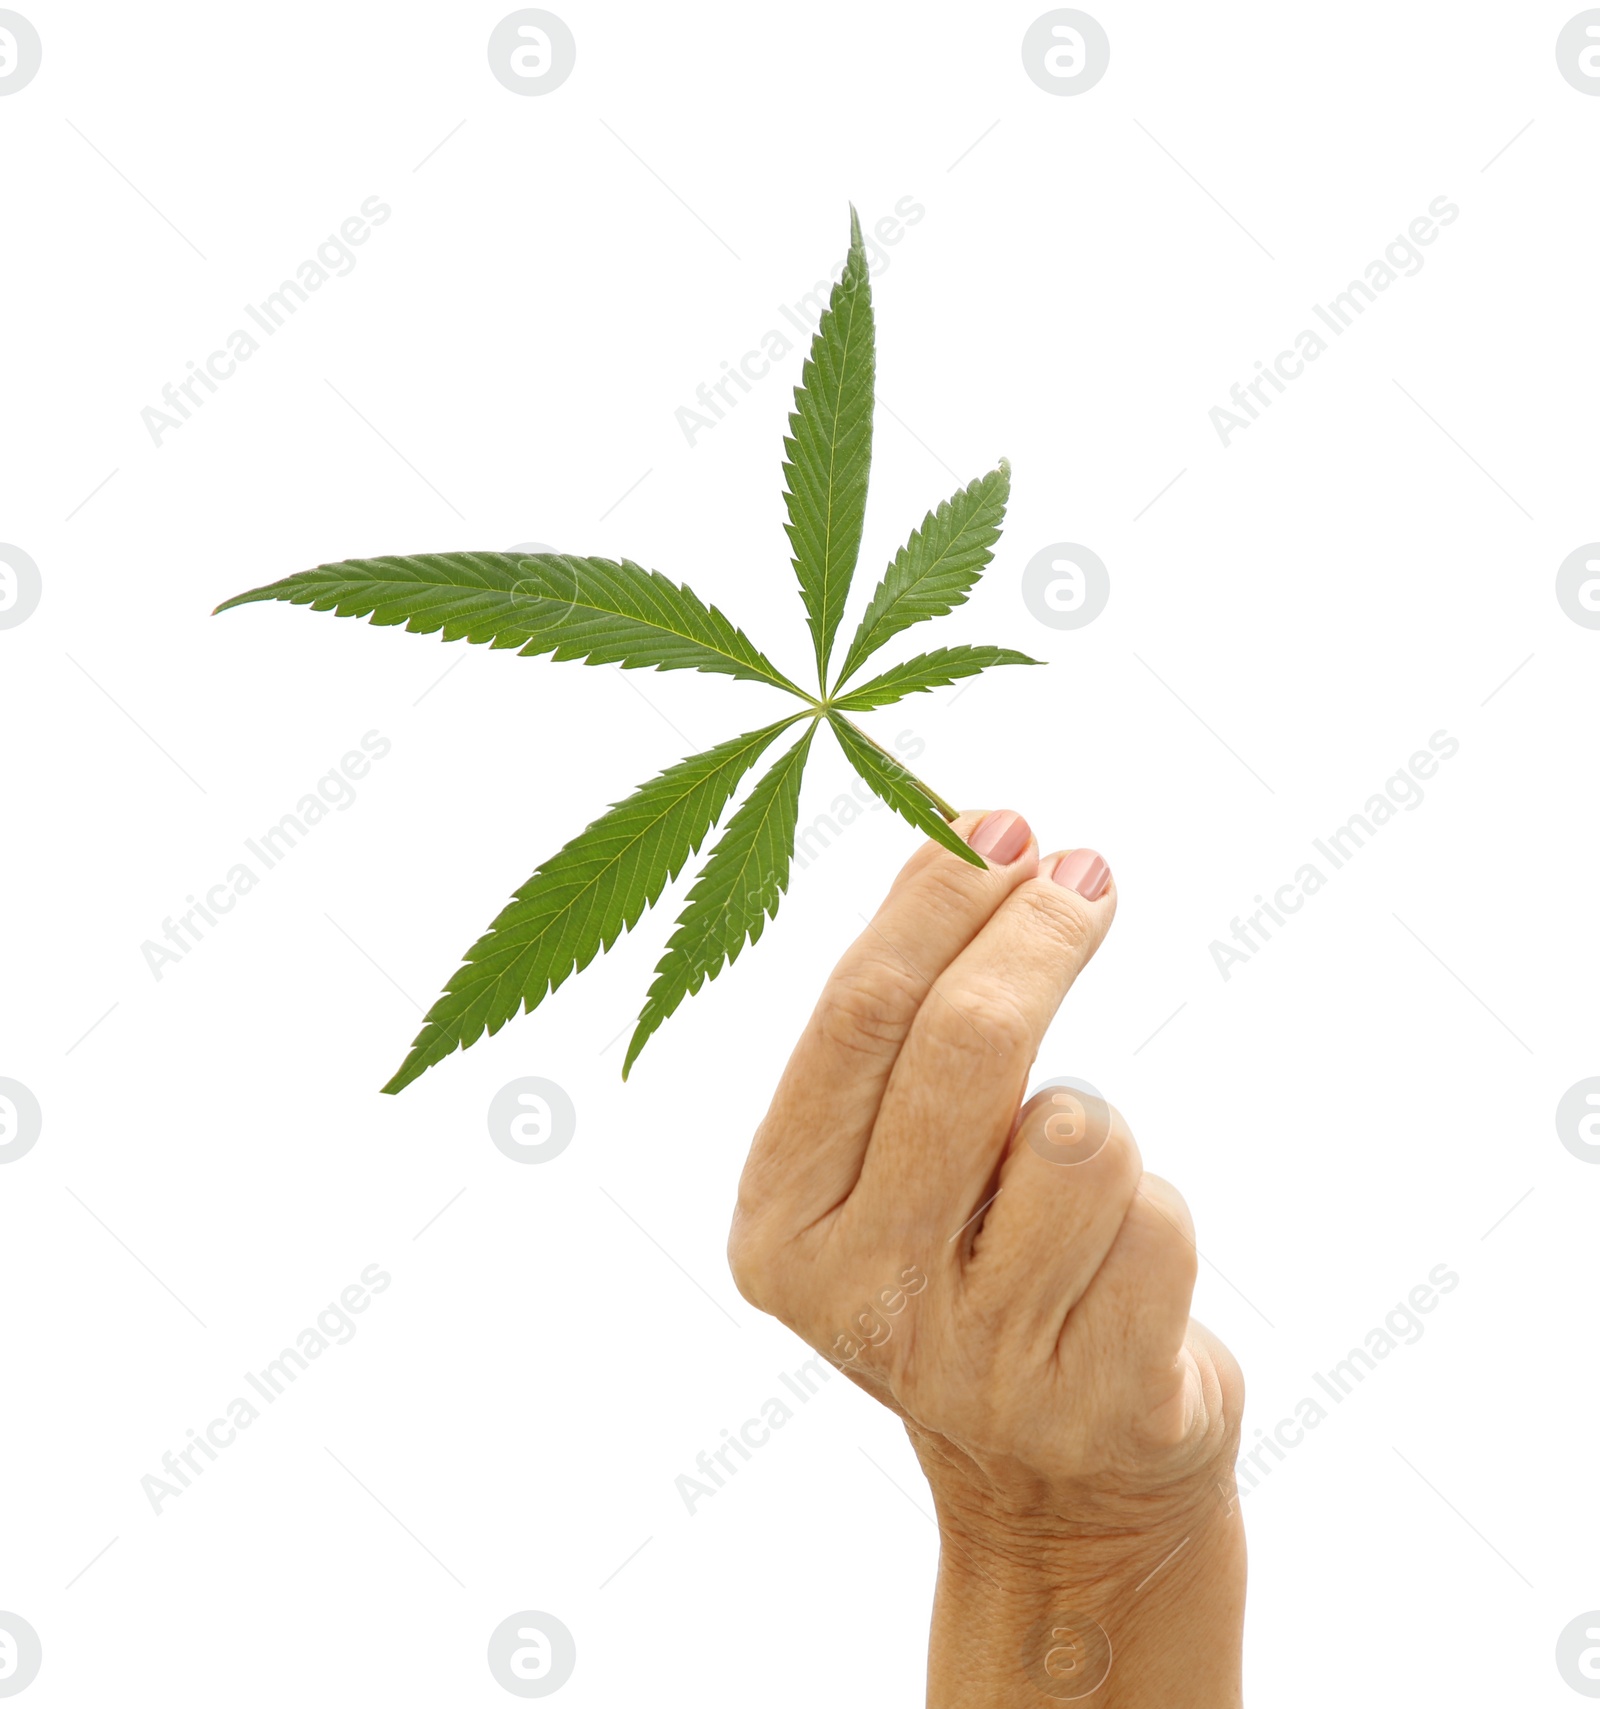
[729,810,1246,1707]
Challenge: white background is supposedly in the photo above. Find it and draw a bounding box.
[3,2,1598,1702]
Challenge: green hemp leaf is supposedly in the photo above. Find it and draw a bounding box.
[216,207,1041,1089]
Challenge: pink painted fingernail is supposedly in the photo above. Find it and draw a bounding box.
[1050,848,1110,900]
[968,809,1032,865]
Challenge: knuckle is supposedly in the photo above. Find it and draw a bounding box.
[1018,1088,1138,1175]
[726,1212,782,1314]
[1147,1207,1200,1292]
[1103,1112,1142,1181]
[1014,883,1094,960]
[932,979,1035,1060]
[1133,1173,1199,1277]
[892,829,971,890]
[815,963,921,1059]
[915,858,992,916]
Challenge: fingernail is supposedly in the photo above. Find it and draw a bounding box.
[968,809,1032,865]
[1050,848,1110,900]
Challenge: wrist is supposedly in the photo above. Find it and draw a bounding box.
[923,1480,1245,1707]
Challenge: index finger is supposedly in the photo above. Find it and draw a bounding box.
[737,809,1039,1231]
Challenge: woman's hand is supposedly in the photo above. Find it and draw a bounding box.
[728,810,1246,1706]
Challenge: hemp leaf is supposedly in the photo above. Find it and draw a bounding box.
[216,207,1041,1090]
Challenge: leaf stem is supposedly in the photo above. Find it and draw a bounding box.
[831,714,961,822]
